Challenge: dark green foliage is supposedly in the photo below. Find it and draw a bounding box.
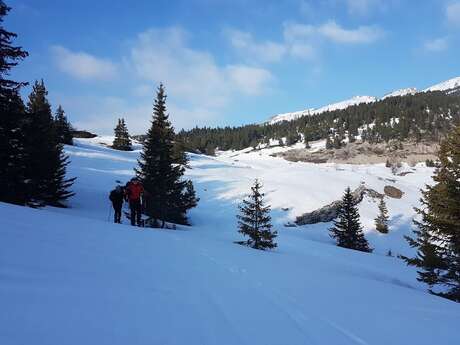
[112,118,132,151]
[0,1,28,204]
[375,198,389,233]
[24,80,75,206]
[177,91,460,152]
[237,179,277,250]
[325,136,333,150]
[136,84,198,227]
[0,88,28,204]
[403,125,460,302]
[330,187,372,253]
[0,1,28,91]
[54,105,73,145]
[425,159,436,167]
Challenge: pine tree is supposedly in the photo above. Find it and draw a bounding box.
[375,198,389,233]
[325,136,333,150]
[403,125,460,302]
[237,179,277,250]
[0,1,28,91]
[330,187,372,253]
[54,105,73,145]
[136,84,197,227]
[0,1,29,205]
[112,118,132,151]
[25,80,75,206]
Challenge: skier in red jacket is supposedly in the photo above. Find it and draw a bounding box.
[125,178,144,226]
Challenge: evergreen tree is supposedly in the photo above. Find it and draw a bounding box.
[112,118,132,151]
[0,1,29,205]
[25,80,75,206]
[0,1,28,91]
[325,136,333,150]
[330,187,372,253]
[136,84,197,227]
[54,105,73,145]
[375,198,389,233]
[237,179,277,250]
[403,125,460,302]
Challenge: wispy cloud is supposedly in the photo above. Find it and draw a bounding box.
[446,1,460,26]
[51,46,118,81]
[317,21,384,43]
[227,20,383,65]
[225,29,287,63]
[423,37,449,52]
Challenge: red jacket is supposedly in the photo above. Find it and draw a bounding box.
[125,182,144,202]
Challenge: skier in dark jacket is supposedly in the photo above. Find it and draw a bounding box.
[125,178,144,226]
[109,185,124,223]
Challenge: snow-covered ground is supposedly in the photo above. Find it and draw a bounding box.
[1,137,459,345]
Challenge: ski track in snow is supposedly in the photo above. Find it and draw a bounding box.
[1,137,459,345]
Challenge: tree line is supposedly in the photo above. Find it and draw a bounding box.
[0,3,74,207]
[177,91,460,154]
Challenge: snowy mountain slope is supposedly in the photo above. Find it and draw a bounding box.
[267,76,460,124]
[268,96,376,124]
[1,138,459,345]
[423,76,460,92]
[382,87,417,99]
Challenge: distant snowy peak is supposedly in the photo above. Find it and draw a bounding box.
[268,108,315,125]
[382,87,417,99]
[423,76,460,92]
[313,96,376,114]
[268,96,376,125]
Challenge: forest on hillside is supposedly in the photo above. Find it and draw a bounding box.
[176,90,460,154]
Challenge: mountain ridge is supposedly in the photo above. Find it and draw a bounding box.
[268,76,460,125]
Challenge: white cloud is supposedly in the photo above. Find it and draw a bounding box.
[281,20,383,52]
[129,28,273,105]
[226,29,286,63]
[317,21,384,43]
[226,65,273,95]
[424,37,449,52]
[446,2,460,26]
[51,46,117,81]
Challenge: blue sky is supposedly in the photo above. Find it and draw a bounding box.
[5,0,460,134]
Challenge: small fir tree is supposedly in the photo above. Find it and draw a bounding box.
[403,125,460,302]
[112,118,132,151]
[375,198,389,233]
[237,179,277,250]
[136,84,197,227]
[54,105,73,145]
[330,187,372,253]
[325,136,333,150]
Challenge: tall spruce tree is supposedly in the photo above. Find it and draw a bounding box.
[112,118,132,151]
[136,84,197,227]
[237,179,277,250]
[375,198,389,233]
[25,80,75,206]
[0,1,29,205]
[330,187,372,253]
[54,105,73,145]
[403,125,460,302]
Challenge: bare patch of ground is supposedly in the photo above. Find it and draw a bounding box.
[274,140,438,165]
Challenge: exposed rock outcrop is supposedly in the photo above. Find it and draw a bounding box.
[274,140,438,165]
[295,183,384,225]
[384,185,404,199]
